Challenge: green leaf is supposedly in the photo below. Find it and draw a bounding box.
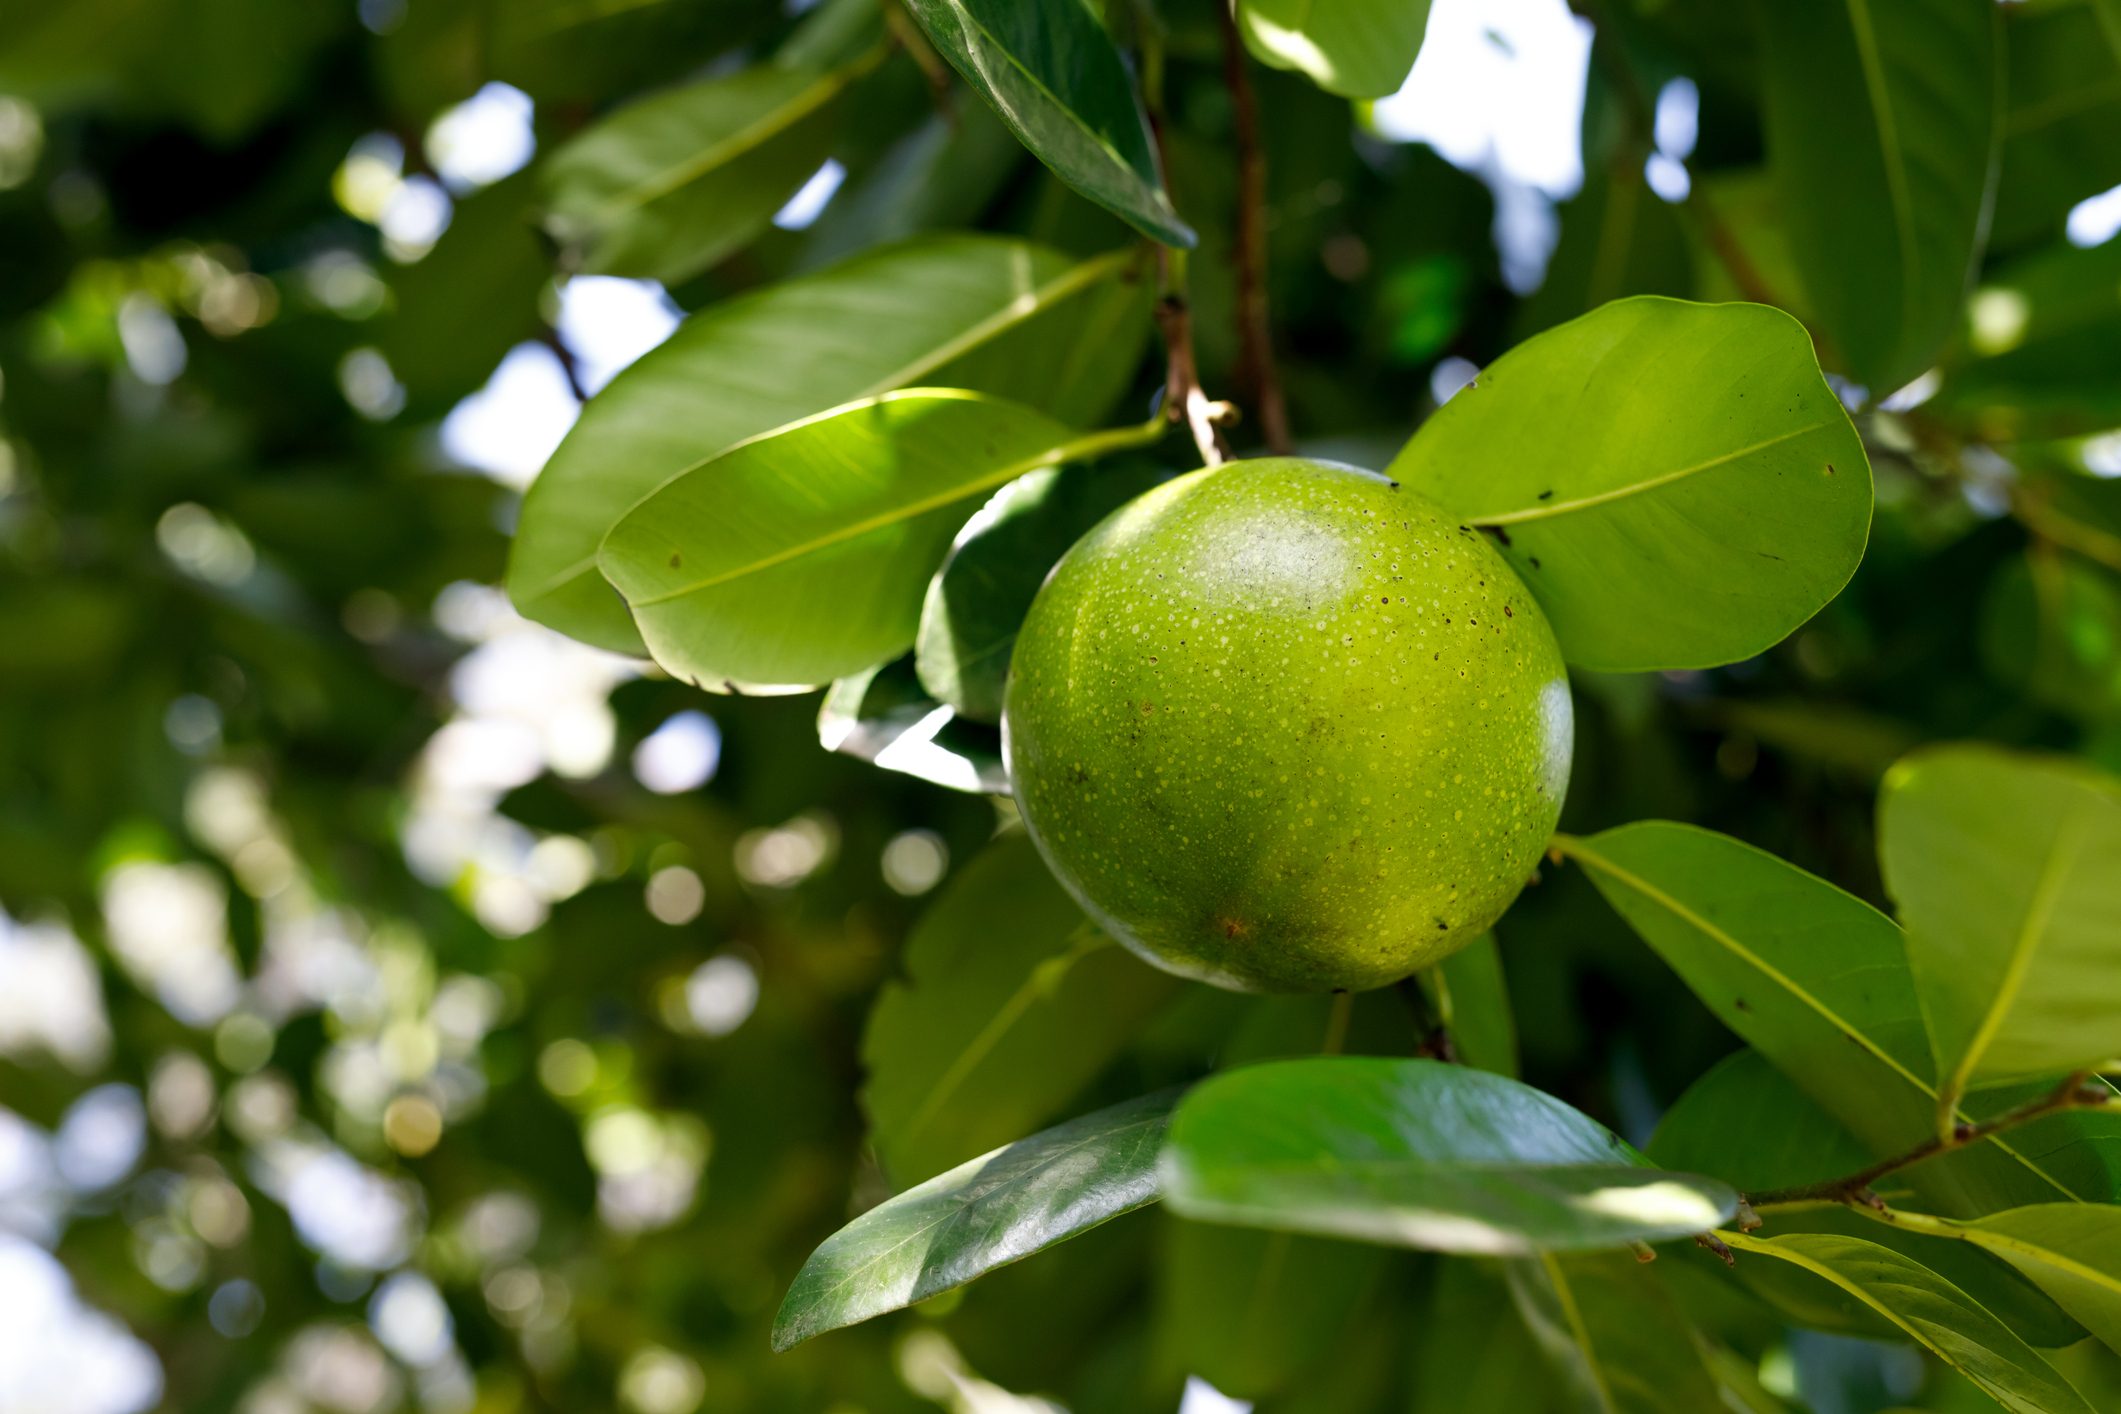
[1408,1260,1565,1413]
[1722,1231,2095,1414]
[1650,1050,2089,1349]
[1882,1204,2121,1355]
[1159,1057,1737,1254]
[541,60,858,285]
[1980,551,2121,724]
[598,391,1144,690]
[1649,1049,1875,1194]
[1756,0,2002,393]
[900,0,1193,247]
[1992,0,2121,250]
[770,1088,1175,1350]
[861,832,1180,1183]
[1385,297,1872,672]
[506,235,1151,653]
[1505,1251,1728,1414]
[1880,745,2121,1102]
[380,172,547,417]
[817,659,1008,795]
[1154,1223,1386,1402]
[1235,0,1432,100]
[915,460,1166,723]
[1563,821,2121,1210]
[1941,236,2121,440]
[1417,932,1519,1077]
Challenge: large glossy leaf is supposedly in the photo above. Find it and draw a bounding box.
[541,62,851,285]
[506,235,1152,653]
[861,831,1179,1184]
[1159,1057,1737,1254]
[1651,1050,2088,1348]
[599,391,1124,690]
[1505,1252,1728,1414]
[771,1088,1175,1350]
[1880,746,2121,1103]
[1722,1231,2095,1414]
[915,460,1166,723]
[1881,1204,2121,1354]
[1650,1049,1875,1194]
[1992,0,2121,250]
[1385,297,1871,672]
[1757,0,2001,393]
[900,0,1193,246]
[1564,822,2121,1211]
[817,659,1008,795]
[1235,0,1432,100]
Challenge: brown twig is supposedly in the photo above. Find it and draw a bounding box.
[537,326,590,403]
[1154,283,1233,467]
[1213,0,1292,454]
[1747,1071,2109,1210]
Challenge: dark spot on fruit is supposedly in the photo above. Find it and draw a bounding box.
[1479,524,1513,548]
[1537,489,1553,500]
[1220,917,1248,940]
[1529,556,1542,569]
[1388,481,1401,491]
[1825,463,1836,475]
[1503,606,1514,617]
[1433,917,1449,930]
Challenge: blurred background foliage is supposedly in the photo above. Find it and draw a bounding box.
[2,0,2120,1411]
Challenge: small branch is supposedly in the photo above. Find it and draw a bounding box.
[1154,287,1233,467]
[1213,0,1292,454]
[1748,1071,2107,1211]
[538,326,590,403]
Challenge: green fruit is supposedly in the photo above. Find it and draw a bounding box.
[1003,457,1572,993]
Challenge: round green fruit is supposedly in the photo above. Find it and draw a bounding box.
[1002,457,1572,993]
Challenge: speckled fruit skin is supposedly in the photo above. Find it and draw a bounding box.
[1002,457,1573,993]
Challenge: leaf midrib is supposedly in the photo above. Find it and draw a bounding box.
[613,415,1080,607]
[520,249,1133,608]
[1940,802,2094,1102]
[1845,0,1920,329]
[1722,1233,2086,1413]
[1876,1206,2121,1312]
[582,63,855,225]
[1468,422,1832,528]
[1565,836,2076,1201]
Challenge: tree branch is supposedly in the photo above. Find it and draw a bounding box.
[1154,285,1233,467]
[1213,1,1292,454]
[1747,1071,2109,1211]
[538,325,590,404]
